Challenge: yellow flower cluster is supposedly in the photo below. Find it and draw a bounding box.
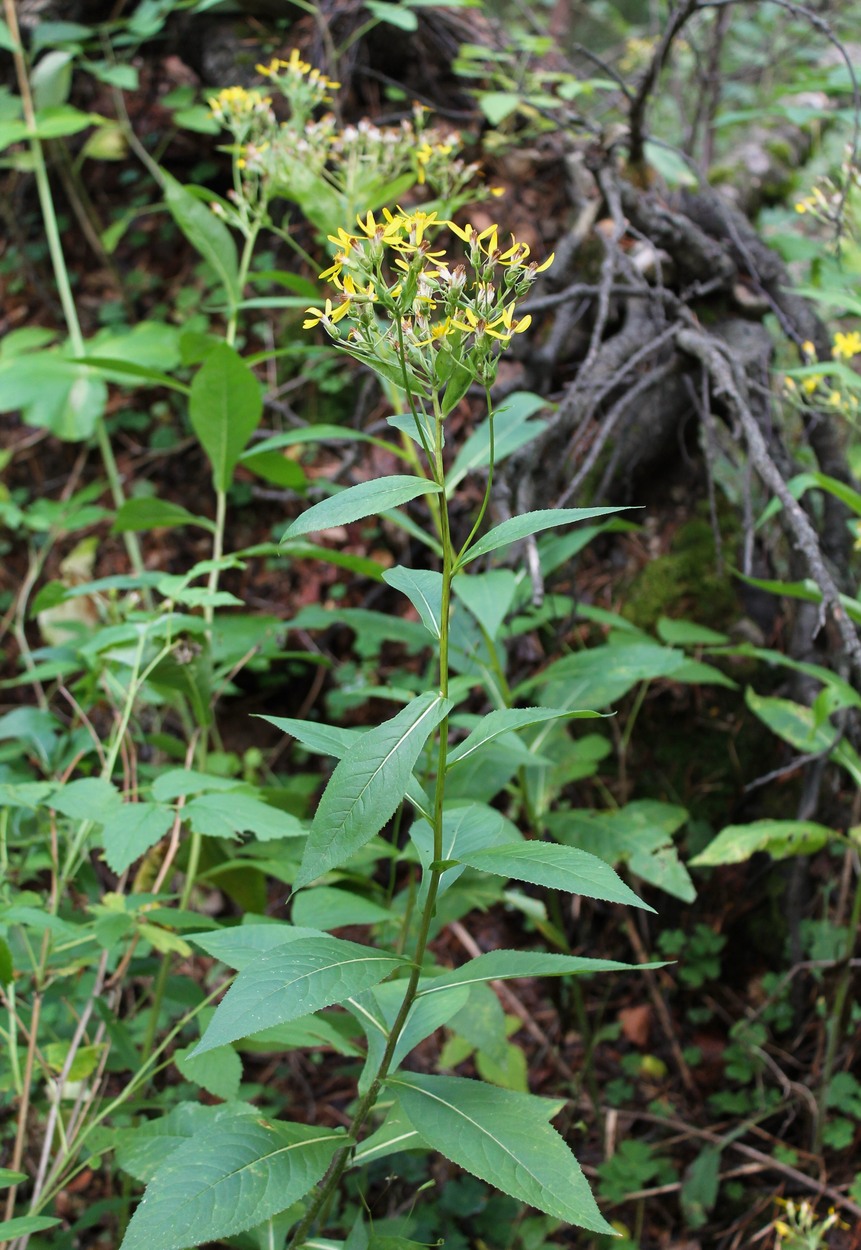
[833,329,861,360]
[254,48,339,94]
[303,207,553,395]
[208,86,273,130]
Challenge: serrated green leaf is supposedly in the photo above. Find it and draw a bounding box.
[163,173,240,310]
[100,802,173,874]
[112,497,215,534]
[390,1073,614,1233]
[294,692,452,888]
[452,569,519,639]
[410,801,520,898]
[447,707,600,769]
[120,1111,344,1250]
[459,841,652,909]
[282,476,442,540]
[447,392,549,493]
[174,1043,242,1101]
[292,886,391,929]
[184,791,304,841]
[690,819,833,866]
[258,715,361,759]
[189,343,263,492]
[382,566,443,638]
[193,935,408,1054]
[418,950,661,996]
[460,507,626,565]
[188,923,323,971]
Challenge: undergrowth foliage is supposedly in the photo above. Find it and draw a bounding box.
[3,3,861,1247]
[116,207,653,1246]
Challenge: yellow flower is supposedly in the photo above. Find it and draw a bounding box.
[802,373,822,394]
[833,330,861,359]
[302,298,351,329]
[450,303,532,341]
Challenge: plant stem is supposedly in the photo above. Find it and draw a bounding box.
[286,392,455,1250]
[4,0,148,582]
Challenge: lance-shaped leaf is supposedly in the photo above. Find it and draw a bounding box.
[282,476,442,541]
[389,1073,614,1234]
[294,692,452,888]
[163,173,240,312]
[457,841,653,910]
[189,343,263,492]
[452,569,518,640]
[447,707,601,769]
[120,1109,344,1250]
[459,506,627,565]
[382,566,443,639]
[417,949,662,996]
[193,934,408,1055]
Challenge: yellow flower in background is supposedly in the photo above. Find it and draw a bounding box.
[302,298,351,330]
[833,330,861,360]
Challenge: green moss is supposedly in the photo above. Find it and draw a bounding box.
[623,515,736,631]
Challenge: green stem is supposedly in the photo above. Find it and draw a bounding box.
[456,385,496,566]
[4,0,148,583]
[285,388,454,1250]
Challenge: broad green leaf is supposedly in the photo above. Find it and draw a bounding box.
[547,800,695,903]
[292,886,391,929]
[282,476,442,540]
[258,715,361,759]
[452,569,518,640]
[175,1043,242,1101]
[152,768,247,802]
[294,692,452,888]
[382,566,443,638]
[120,1111,344,1250]
[477,91,522,125]
[189,923,324,971]
[100,802,173,874]
[457,842,652,910]
[184,791,304,841]
[0,350,106,441]
[418,950,661,996]
[460,507,626,565]
[0,18,19,51]
[352,1104,425,1166]
[0,1168,26,1185]
[746,688,861,786]
[193,935,408,1054]
[447,393,549,493]
[656,617,729,646]
[112,497,215,534]
[32,50,73,108]
[522,639,689,708]
[240,449,307,489]
[189,343,263,492]
[366,0,418,29]
[410,800,520,898]
[0,1217,61,1238]
[390,1073,614,1233]
[447,707,600,769]
[163,173,240,310]
[690,819,833,866]
[49,776,121,821]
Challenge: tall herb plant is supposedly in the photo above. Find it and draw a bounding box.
[113,210,656,1249]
